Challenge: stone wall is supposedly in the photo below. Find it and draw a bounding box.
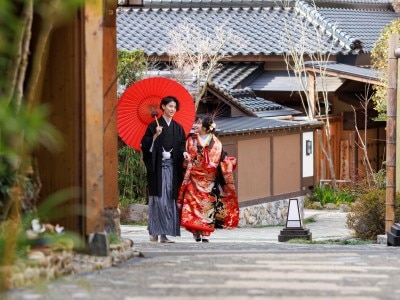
[238,197,305,227]
[3,239,136,290]
[121,198,305,228]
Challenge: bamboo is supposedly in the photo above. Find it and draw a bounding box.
[386,34,398,232]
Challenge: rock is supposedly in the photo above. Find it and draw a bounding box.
[121,204,148,223]
[324,203,337,210]
[311,202,323,209]
[339,203,351,212]
[88,232,110,257]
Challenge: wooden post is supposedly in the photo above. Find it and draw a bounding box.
[307,71,316,119]
[84,1,105,234]
[386,34,398,232]
[103,0,119,232]
[397,45,400,194]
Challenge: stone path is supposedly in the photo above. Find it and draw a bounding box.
[4,209,400,300]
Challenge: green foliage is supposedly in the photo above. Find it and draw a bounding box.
[287,238,372,245]
[0,157,17,214]
[120,220,148,226]
[117,49,147,90]
[303,216,316,224]
[116,49,149,206]
[108,232,121,245]
[0,101,62,219]
[0,0,84,291]
[346,190,400,240]
[0,102,62,161]
[0,2,24,93]
[370,19,400,120]
[118,146,147,205]
[0,188,85,270]
[309,185,355,206]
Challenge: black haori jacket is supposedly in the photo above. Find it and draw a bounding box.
[141,117,186,200]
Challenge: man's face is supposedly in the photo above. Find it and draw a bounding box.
[162,101,177,118]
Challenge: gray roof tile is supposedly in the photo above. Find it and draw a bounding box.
[315,7,399,50]
[304,61,381,81]
[117,0,400,56]
[229,88,303,117]
[211,62,263,89]
[209,77,303,117]
[249,70,344,92]
[215,116,322,135]
[117,5,346,56]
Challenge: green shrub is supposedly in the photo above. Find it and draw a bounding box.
[119,196,146,208]
[308,184,355,207]
[346,190,400,240]
[118,145,147,206]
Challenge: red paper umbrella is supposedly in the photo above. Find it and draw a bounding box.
[117,77,196,151]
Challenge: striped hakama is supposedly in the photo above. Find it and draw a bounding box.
[147,159,181,237]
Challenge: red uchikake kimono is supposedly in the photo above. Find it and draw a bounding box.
[177,133,239,237]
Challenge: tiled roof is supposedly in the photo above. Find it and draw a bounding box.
[229,88,303,117]
[215,116,322,135]
[117,0,400,56]
[211,62,263,89]
[249,70,344,92]
[209,80,303,117]
[313,0,392,7]
[307,6,399,51]
[117,6,344,56]
[123,0,392,9]
[304,61,381,83]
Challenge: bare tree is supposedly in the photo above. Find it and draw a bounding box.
[392,0,400,13]
[352,84,386,189]
[281,1,338,191]
[167,19,243,110]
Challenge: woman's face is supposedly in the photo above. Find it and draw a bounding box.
[162,101,177,118]
[197,121,207,135]
[193,119,202,134]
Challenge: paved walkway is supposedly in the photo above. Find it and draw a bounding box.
[123,209,353,248]
[4,209,400,300]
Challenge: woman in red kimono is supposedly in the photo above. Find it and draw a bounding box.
[178,116,239,242]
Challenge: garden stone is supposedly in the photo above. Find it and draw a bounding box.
[311,202,323,209]
[88,232,109,257]
[324,203,337,210]
[339,203,351,212]
[121,204,148,223]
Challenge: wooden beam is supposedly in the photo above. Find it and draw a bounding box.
[103,0,118,209]
[84,1,105,234]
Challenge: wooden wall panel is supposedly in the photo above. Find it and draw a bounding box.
[314,116,343,184]
[273,134,301,194]
[237,137,270,202]
[36,18,83,233]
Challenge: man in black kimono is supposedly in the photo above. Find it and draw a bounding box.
[141,96,189,243]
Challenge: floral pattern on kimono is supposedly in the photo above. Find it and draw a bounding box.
[214,156,239,229]
[177,134,239,236]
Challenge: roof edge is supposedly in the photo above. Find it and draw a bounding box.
[118,0,296,9]
[306,0,394,11]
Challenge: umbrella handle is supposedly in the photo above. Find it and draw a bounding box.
[154,116,160,127]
